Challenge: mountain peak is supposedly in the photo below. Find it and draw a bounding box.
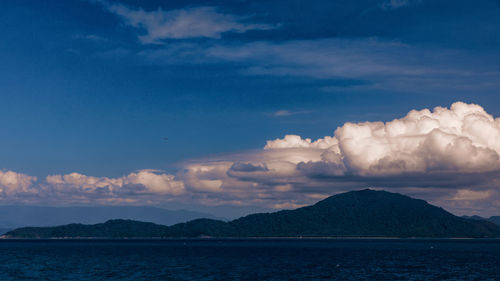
[313,188,420,209]
[5,190,500,238]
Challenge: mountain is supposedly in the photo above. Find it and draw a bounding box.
[463,215,500,226]
[3,220,169,238]
[462,215,487,220]
[489,216,500,226]
[0,206,222,229]
[5,189,500,238]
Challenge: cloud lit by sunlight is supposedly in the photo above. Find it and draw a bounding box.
[1,102,499,215]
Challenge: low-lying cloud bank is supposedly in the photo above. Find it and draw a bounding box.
[1,102,500,215]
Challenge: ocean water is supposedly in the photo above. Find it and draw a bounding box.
[0,239,498,280]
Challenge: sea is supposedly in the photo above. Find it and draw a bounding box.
[0,239,498,280]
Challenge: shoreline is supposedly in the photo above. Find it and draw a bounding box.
[1,236,499,241]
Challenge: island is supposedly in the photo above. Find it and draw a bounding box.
[4,189,500,238]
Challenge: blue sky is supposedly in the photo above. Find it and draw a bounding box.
[1,0,500,216]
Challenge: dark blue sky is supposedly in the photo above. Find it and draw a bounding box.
[0,0,498,178]
[0,0,500,215]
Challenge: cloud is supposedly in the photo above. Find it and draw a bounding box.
[134,38,500,93]
[177,101,500,215]
[87,2,499,95]
[265,134,339,150]
[72,34,109,42]
[379,0,420,10]
[1,102,500,215]
[274,110,292,117]
[98,2,276,43]
[230,162,268,173]
[207,40,500,93]
[264,101,500,176]
[46,170,185,197]
[0,170,37,195]
[206,39,427,78]
[452,189,493,201]
[429,188,500,216]
[272,110,311,117]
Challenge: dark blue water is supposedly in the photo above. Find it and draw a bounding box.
[0,239,498,280]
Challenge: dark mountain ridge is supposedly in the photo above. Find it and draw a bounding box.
[5,189,500,238]
[462,215,500,226]
[490,216,500,225]
[0,205,222,229]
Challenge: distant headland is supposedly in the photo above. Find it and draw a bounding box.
[3,189,500,239]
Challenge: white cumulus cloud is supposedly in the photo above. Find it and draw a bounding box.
[46,170,185,199]
[298,101,500,175]
[0,170,37,195]
[179,102,500,214]
[1,102,500,215]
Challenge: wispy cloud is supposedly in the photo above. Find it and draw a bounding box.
[132,38,500,93]
[96,1,277,43]
[272,110,311,117]
[87,2,499,93]
[274,110,292,117]
[379,0,421,10]
[72,34,109,42]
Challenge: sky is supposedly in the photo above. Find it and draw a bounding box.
[0,0,500,217]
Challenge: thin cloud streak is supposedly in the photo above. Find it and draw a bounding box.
[379,0,421,10]
[128,38,500,93]
[272,110,312,117]
[85,1,500,94]
[95,1,277,43]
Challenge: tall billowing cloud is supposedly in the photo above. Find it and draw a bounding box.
[284,101,500,176]
[181,102,500,214]
[0,102,499,215]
